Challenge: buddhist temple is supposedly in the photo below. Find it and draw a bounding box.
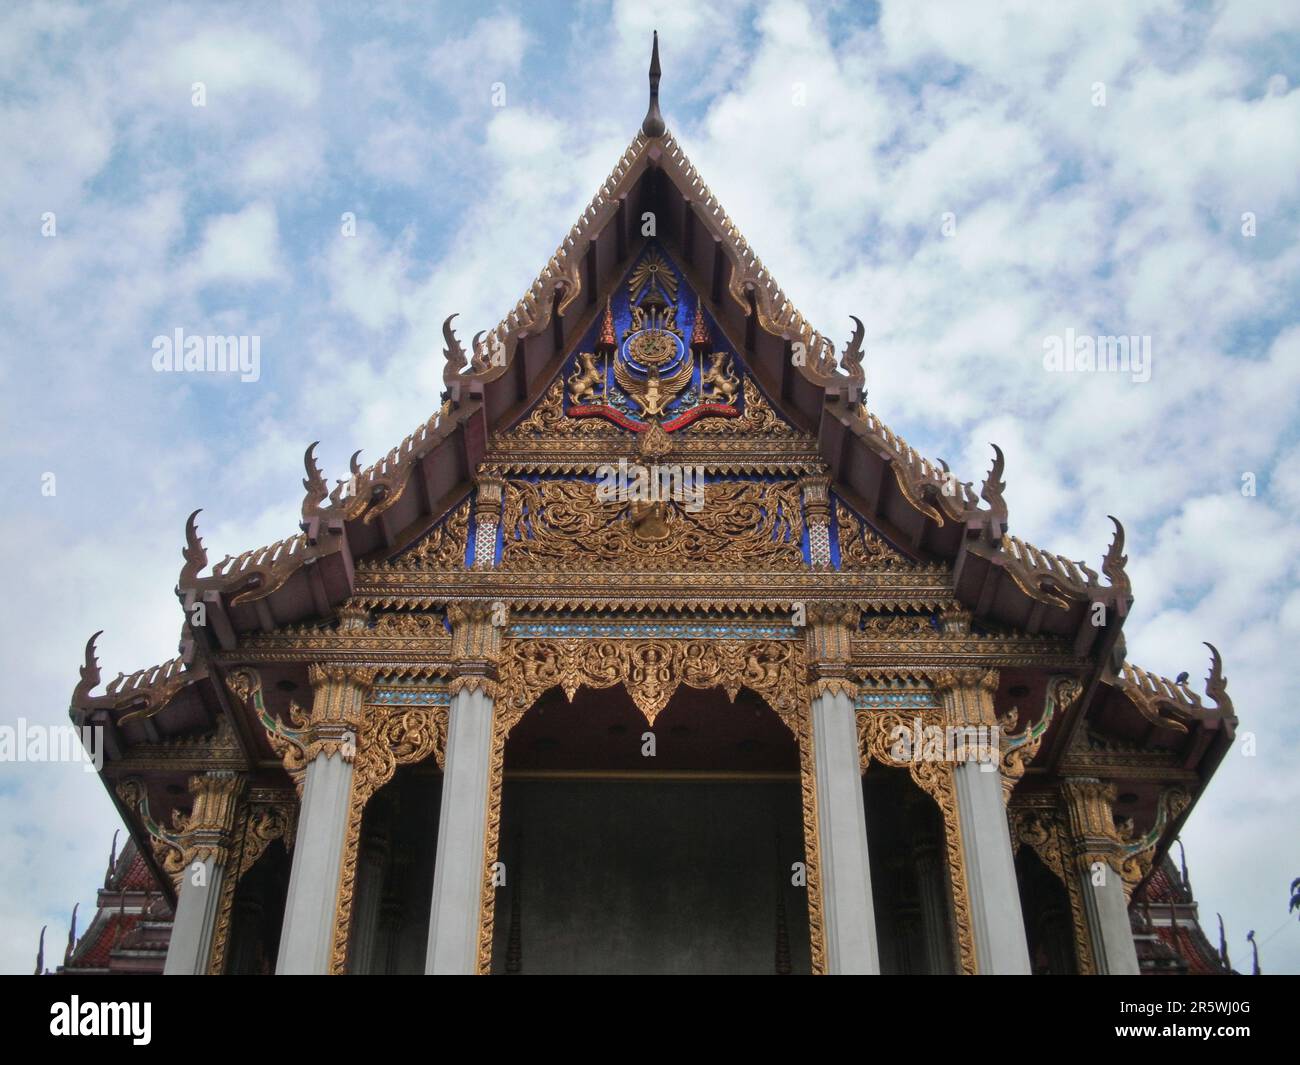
[64,35,1237,975]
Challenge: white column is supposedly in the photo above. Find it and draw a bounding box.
[954,760,1032,973]
[275,664,372,975]
[937,669,1031,975]
[425,684,496,973]
[1062,777,1140,975]
[162,771,243,975]
[276,753,353,973]
[164,861,226,975]
[811,688,880,974]
[1079,863,1141,974]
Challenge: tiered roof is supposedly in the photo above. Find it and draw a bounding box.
[70,34,1235,905]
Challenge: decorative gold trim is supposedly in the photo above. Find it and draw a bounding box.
[856,709,977,975]
[797,699,827,974]
[207,794,297,975]
[328,704,447,975]
[495,637,804,726]
[472,650,819,975]
[1009,803,1096,975]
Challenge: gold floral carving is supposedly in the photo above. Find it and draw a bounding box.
[836,502,908,569]
[1001,676,1082,802]
[116,772,245,889]
[856,709,977,975]
[1116,785,1192,896]
[329,704,448,974]
[407,499,471,568]
[207,797,297,975]
[796,701,827,974]
[682,378,798,436]
[494,637,805,727]
[505,378,621,438]
[499,478,804,571]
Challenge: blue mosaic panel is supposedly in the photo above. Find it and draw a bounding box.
[370,688,451,706]
[854,690,939,710]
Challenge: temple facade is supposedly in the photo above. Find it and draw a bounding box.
[67,38,1236,975]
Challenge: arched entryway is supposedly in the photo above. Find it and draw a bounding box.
[864,765,958,974]
[488,683,811,973]
[1017,847,1078,974]
[348,762,443,974]
[224,839,290,975]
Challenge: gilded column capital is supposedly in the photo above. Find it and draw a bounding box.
[304,664,376,763]
[473,476,505,517]
[798,474,831,523]
[448,599,503,693]
[1060,776,1123,872]
[932,668,999,728]
[804,601,858,699]
[118,771,246,886]
[178,770,245,869]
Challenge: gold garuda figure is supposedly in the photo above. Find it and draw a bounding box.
[615,335,694,417]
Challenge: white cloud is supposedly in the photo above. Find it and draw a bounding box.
[191,201,284,284]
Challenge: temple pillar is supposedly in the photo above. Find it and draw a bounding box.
[275,663,373,974]
[936,669,1032,974]
[163,771,243,975]
[912,838,953,975]
[807,605,880,974]
[425,603,500,974]
[1061,777,1140,974]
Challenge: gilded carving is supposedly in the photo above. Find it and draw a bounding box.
[856,709,976,975]
[495,637,805,726]
[207,796,296,975]
[499,478,804,571]
[1008,804,1096,974]
[330,704,448,974]
[836,501,908,569]
[1001,675,1082,802]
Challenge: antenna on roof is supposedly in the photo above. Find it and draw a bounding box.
[642,31,665,138]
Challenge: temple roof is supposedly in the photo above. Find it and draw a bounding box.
[70,35,1236,902]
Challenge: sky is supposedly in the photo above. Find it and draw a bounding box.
[1,0,1297,975]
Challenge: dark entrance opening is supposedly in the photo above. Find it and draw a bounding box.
[491,683,809,974]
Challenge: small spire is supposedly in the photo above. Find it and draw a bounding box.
[691,302,710,351]
[598,298,617,352]
[35,926,46,976]
[642,31,665,138]
[64,903,79,964]
[104,828,120,889]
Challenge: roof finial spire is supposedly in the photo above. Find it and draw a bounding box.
[642,30,665,138]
